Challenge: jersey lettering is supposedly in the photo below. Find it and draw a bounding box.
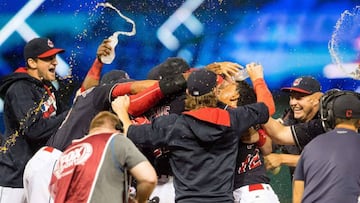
[237,147,262,174]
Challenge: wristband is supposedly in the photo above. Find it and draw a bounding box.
[257,129,267,147]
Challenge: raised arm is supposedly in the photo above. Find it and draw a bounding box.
[246,62,276,116]
[80,40,111,91]
[111,71,187,117]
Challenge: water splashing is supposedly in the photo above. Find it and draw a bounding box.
[95,2,136,39]
[328,6,360,79]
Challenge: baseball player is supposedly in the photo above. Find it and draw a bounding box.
[208,62,279,203]
[231,80,279,203]
[146,57,191,203]
[114,66,272,202]
[265,76,323,179]
[0,37,69,203]
[23,58,188,203]
[22,39,115,203]
[261,78,325,150]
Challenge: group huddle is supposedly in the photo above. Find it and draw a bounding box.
[0,37,360,203]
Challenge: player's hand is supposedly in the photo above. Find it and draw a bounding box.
[246,62,263,81]
[112,95,130,115]
[96,39,112,62]
[264,153,282,170]
[205,61,241,82]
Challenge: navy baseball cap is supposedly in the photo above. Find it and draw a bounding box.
[147,57,190,80]
[24,38,64,60]
[100,70,133,85]
[333,93,360,119]
[281,76,321,94]
[187,69,217,96]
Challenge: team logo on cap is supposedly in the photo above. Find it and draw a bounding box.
[47,39,54,48]
[346,109,353,118]
[192,90,200,96]
[293,78,302,87]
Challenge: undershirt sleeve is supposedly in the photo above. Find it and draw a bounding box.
[253,78,276,116]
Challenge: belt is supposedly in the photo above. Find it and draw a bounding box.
[248,183,265,191]
[43,146,55,153]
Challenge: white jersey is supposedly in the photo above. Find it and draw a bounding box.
[23,146,62,203]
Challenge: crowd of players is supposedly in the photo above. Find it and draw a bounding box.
[0,37,360,203]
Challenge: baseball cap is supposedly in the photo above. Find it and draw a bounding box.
[147,57,190,80]
[333,93,360,119]
[24,38,64,60]
[100,70,133,85]
[187,69,217,96]
[281,76,321,94]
